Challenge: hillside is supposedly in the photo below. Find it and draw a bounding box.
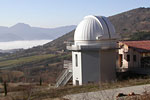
[0,7,150,84]
[109,7,150,39]
[43,7,150,50]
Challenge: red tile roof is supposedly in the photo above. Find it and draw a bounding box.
[121,40,150,52]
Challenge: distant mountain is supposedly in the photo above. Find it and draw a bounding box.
[0,33,23,41]
[0,23,76,42]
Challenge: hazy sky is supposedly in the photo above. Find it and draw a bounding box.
[0,0,149,28]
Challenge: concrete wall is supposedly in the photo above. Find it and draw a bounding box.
[81,51,100,84]
[72,49,117,85]
[100,50,116,82]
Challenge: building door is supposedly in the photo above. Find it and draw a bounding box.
[76,80,79,85]
[119,54,123,67]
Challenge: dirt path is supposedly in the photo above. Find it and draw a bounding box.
[64,84,150,100]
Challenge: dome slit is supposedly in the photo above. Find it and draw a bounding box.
[101,17,111,39]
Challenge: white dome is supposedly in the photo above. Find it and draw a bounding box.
[74,15,118,45]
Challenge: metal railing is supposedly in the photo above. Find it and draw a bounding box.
[55,68,72,87]
[55,69,67,82]
[55,60,73,87]
[64,41,74,46]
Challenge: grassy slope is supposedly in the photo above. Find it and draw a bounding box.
[0,54,55,68]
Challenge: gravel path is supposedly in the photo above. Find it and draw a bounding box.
[64,84,150,100]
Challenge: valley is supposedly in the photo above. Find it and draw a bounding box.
[0,7,150,100]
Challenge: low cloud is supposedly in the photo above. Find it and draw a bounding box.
[0,40,51,50]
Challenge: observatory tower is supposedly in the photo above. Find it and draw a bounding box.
[67,15,119,85]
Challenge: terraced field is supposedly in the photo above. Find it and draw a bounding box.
[0,54,55,69]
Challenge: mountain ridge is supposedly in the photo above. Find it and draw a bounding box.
[0,23,76,42]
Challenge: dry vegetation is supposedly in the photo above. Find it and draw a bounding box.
[0,7,150,100]
[0,53,71,83]
[0,77,150,100]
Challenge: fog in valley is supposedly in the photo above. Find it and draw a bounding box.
[0,40,51,50]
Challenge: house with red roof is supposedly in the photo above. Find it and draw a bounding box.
[118,40,150,70]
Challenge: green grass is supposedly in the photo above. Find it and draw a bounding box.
[0,54,55,68]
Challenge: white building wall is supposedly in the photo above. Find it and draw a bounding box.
[119,47,129,68]
[72,52,82,85]
[119,44,142,69]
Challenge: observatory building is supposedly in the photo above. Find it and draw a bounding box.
[67,15,119,85]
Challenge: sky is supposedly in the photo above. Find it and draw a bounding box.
[0,0,150,28]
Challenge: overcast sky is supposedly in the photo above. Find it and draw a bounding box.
[0,0,149,28]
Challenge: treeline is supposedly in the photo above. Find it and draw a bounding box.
[130,31,150,40]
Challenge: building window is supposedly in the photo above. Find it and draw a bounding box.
[119,54,123,67]
[133,55,136,62]
[127,55,130,62]
[75,54,78,67]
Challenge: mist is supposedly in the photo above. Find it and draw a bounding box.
[0,40,51,50]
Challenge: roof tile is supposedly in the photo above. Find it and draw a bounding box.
[121,40,150,52]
